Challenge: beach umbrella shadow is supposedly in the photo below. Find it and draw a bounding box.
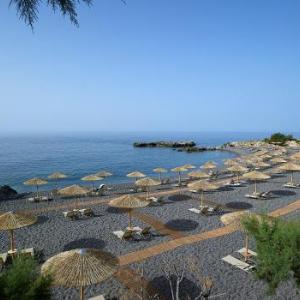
[226,202,253,210]
[63,238,106,251]
[271,190,296,196]
[148,275,201,300]
[37,215,49,224]
[168,194,191,202]
[106,206,129,214]
[165,219,199,231]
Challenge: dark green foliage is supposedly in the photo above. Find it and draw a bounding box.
[264,132,297,145]
[242,215,300,294]
[0,256,52,300]
[9,0,92,28]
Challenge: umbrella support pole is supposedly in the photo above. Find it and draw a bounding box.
[254,181,257,194]
[129,210,132,229]
[200,191,204,207]
[178,172,181,186]
[291,172,294,184]
[80,286,84,300]
[9,230,15,252]
[244,234,249,262]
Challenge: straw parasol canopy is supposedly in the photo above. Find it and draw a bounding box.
[242,171,270,194]
[95,171,113,177]
[126,171,146,182]
[270,157,287,164]
[81,175,103,189]
[201,161,217,170]
[42,248,118,300]
[58,185,90,197]
[223,159,238,166]
[278,162,300,184]
[135,177,160,197]
[48,172,67,180]
[24,177,48,196]
[182,164,196,169]
[221,211,273,261]
[253,161,271,169]
[187,171,210,179]
[227,165,248,182]
[109,195,149,228]
[153,167,167,181]
[290,152,300,161]
[48,172,68,190]
[188,180,219,207]
[0,211,37,252]
[171,166,188,185]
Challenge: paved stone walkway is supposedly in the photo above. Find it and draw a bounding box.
[118,199,300,266]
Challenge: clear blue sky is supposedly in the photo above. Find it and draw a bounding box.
[0,0,299,133]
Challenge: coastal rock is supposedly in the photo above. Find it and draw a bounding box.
[133,141,196,148]
[0,185,18,200]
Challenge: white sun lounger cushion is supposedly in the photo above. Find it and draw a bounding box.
[188,208,200,214]
[222,255,254,271]
[88,295,105,300]
[284,183,298,188]
[237,248,257,256]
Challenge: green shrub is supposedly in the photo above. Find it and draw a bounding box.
[264,132,297,145]
[0,256,52,300]
[242,216,300,294]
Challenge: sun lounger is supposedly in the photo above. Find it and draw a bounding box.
[188,208,201,214]
[189,189,199,193]
[63,211,77,220]
[88,295,105,300]
[79,208,94,216]
[222,255,254,271]
[113,229,133,240]
[139,226,152,236]
[237,248,257,257]
[261,191,272,199]
[0,253,8,266]
[283,182,299,188]
[19,248,34,257]
[188,207,209,215]
[245,193,261,199]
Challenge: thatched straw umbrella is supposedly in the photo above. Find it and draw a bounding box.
[253,161,270,170]
[135,177,160,198]
[171,166,188,185]
[182,164,196,169]
[24,177,48,198]
[126,171,146,182]
[0,211,37,252]
[41,248,118,300]
[153,167,167,182]
[221,211,272,261]
[278,162,300,185]
[58,185,90,197]
[48,172,67,190]
[48,172,67,180]
[81,174,103,189]
[289,152,300,161]
[201,161,217,170]
[227,165,248,183]
[95,171,113,178]
[187,180,219,207]
[242,171,270,194]
[223,159,238,167]
[109,195,149,229]
[270,157,287,164]
[187,171,209,180]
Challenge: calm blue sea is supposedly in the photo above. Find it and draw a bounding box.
[0,132,271,192]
